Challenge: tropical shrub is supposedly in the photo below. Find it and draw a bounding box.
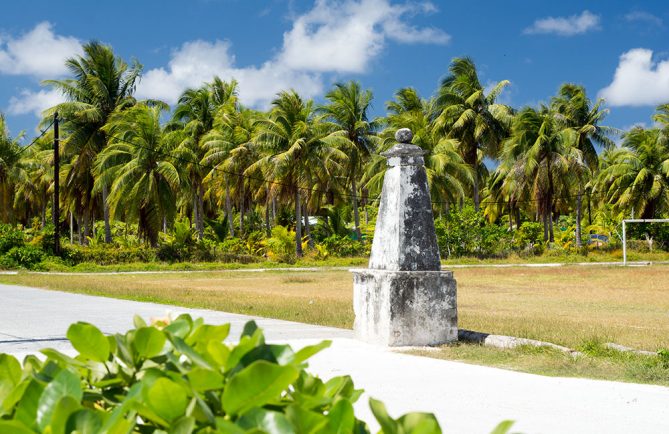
[435,205,512,258]
[71,245,156,265]
[3,245,44,269]
[513,222,544,255]
[0,224,25,254]
[264,226,296,263]
[321,235,366,257]
[0,316,471,433]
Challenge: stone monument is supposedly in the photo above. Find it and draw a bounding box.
[351,128,458,346]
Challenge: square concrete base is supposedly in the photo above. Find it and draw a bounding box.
[351,269,457,346]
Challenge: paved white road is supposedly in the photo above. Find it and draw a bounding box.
[1,283,668,433]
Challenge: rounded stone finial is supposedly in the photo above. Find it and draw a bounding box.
[395,128,413,144]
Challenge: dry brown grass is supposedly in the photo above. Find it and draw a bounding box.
[2,265,668,350]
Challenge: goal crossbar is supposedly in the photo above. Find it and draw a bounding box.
[622,219,669,265]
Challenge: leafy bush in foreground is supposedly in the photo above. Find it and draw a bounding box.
[0,316,511,433]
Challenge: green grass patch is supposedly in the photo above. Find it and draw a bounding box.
[412,339,669,386]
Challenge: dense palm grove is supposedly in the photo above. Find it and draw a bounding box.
[1,42,668,268]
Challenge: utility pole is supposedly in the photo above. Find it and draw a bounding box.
[53,112,60,256]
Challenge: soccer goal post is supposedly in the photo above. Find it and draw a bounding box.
[622,219,669,265]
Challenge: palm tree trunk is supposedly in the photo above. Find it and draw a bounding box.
[239,180,245,235]
[351,178,362,241]
[362,187,369,225]
[575,186,583,248]
[265,188,271,237]
[473,175,480,212]
[508,201,513,231]
[515,206,521,230]
[303,202,313,248]
[69,212,73,244]
[102,184,112,243]
[542,208,549,242]
[295,188,303,257]
[225,177,234,237]
[549,209,555,242]
[272,195,277,225]
[83,210,91,246]
[197,183,205,240]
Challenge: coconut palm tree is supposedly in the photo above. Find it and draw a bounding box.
[0,114,24,223]
[94,104,179,246]
[252,90,346,257]
[596,126,669,219]
[170,78,238,239]
[13,135,53,227]
[435,57,512,210]
[204,107,262,237]
[319,81,380,240]
[552,84,615,246]
[504,106,580,241]
[45,41,142,243]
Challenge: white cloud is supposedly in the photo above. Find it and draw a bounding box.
[599,49,669,107]
[279,0,449,73]
[624,11,663,27]
[138,0,448,107]
[524,10,600,36]
[137,40,324,107]
[0,22,82,78]
[7,89,65,116]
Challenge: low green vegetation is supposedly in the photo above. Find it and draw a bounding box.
[2,315,508,433]
[413,339,669,387]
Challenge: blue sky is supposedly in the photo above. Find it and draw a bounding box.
[1,0,668,141]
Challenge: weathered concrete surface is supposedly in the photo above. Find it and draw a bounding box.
[353,270,457,346]
[1,284,668,434]
[353,128,457,346]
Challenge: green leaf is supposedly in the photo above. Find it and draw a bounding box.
[369,398,398,434]
[133,314,148,328]
[237,408,296,434]
[165,318,191,338]
[169,416,196,434]
[318,399,355,434]
[292,341,331,365]
[48,396,81,434]
[207,340,230,367]
[172,337,214,369]
[241,320,260,338]
[397,413,441,434]
[14,379,44,428]
[215,418,247,434]
[286,405,327,434]
[187,323,230,346]
[146,377,188,423]
[0,420,34,434]
[225,329,265,371]
[187,368,224,391]
[37,369,83,431]
[65,408,103,434]
[134,327,167,358]
[1,378,29,416]
[489,420,515,434]
[0,354,21,404]
[222,360,299,416]
[66,322,110,362]
[39,348,87,368]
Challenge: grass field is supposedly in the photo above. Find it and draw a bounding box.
[2,265,668,385]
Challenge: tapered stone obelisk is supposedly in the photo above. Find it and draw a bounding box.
[351,128,457,346]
